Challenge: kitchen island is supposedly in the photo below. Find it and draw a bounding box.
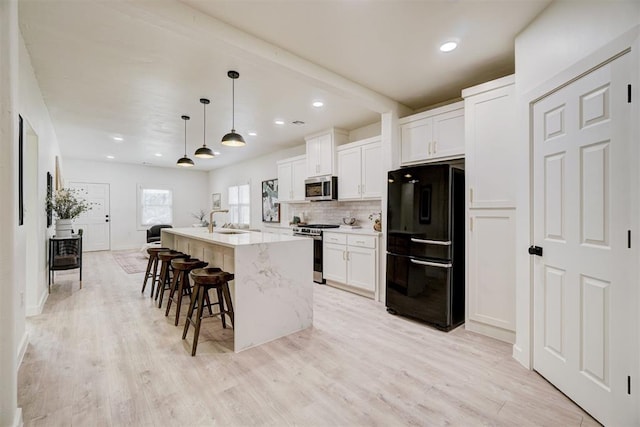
[161,227,313,352]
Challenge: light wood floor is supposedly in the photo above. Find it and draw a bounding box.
[19,251,599,426]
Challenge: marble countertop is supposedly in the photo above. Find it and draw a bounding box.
[162,227,308,248]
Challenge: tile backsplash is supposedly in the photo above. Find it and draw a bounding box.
[282,200,382,228]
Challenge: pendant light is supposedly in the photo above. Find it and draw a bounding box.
[195,98,215,158]
[177,115,194,167]
[221,70,246,147]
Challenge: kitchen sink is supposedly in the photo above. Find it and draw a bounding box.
[213,229,249,235]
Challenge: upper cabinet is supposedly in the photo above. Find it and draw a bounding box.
[463,76,517,208]
[399,101,464,165]
[337,136,382,201]
[277,155,306,203]
[305,128,348,177]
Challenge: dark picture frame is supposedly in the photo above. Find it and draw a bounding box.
[18,115,24,226]
[261,179,280,223]
[46,172,53,227]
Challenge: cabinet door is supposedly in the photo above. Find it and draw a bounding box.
[316,133,334,176]
[465,84,516,208]
[432,108,464,160]
[323,242,347,283]
[400,117,431,164]
[347,245,376,292]
[337,146,362,200]
[361,142,382,199]
[306,137,319,177]
[467,209,516,336]
[291,159,307,202]
[277,162,293,202]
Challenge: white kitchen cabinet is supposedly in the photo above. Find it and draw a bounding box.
[277,155,306,202]
[323,232,378,296]
[462,75,517,344]
[399,101,464,165]
[337,136,382,201]
[305,128,348,177]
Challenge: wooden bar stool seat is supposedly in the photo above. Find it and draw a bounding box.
[165,258,209,326]
[182,268,235,356]
[155,250,189,308]
[141,247,169,297]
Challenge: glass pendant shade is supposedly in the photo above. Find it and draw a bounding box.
[221,70,246,147]
[177,115,194,167]
[195,98,215,158]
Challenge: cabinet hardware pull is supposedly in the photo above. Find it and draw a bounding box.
[410,259,452,268]
[343,251,346,260]
[470,217,473,231]
[470,188,473,203]
[358,184,361,194]
[433,141,437,153]
[410,238,451,246]
[428,142,432,155]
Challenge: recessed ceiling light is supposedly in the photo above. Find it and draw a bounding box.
[274,120,285,125]
[154,153,162,157]
[292,120,305,125]
[439,41,458,52]
[312,101,324,108]
[248,132,257,136]
[112,136,123,142]
[107,155,115,159]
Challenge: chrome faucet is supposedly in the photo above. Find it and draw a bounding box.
[208,209,229,233]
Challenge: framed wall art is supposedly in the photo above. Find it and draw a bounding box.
[261,179,279,223]
[211,193,221,210]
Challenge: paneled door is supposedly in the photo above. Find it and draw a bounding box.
[532,52,637,426]
[68,182,110,251]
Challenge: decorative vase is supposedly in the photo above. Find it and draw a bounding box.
[373,219,382,232]
[55,218,73,237]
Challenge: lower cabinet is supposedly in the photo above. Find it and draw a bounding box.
[466,209,516,343]
[323,232,378,296]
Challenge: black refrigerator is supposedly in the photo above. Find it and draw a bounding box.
[386,163,465,331]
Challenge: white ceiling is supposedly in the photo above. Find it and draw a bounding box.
[19,0,551,171]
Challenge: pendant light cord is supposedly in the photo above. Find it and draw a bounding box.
[203,102,207,147]
[232,78,235,132]
[184,118,187,155]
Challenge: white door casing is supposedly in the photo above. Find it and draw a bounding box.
[68,182,110,251]
[532,52,637,426]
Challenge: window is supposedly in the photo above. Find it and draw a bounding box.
[138,186,173,228]
[228,184,250,226]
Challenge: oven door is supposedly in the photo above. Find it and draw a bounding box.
[386,253,453,329]
[293,233,324,284]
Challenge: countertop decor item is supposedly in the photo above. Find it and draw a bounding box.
[262,179,280,223]
[191,209,210,227]
[369,212,382,232]
[177,115,194,167]
[342,217,357,225]
[221,70,246,147]
[194,98,215,158]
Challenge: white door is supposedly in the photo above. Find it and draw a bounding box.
[68,182,110,251]
[532,53,637,426]
[337,146,361,200]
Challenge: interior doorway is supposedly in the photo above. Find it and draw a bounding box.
[531,49,638,426]
[68,182,111,251]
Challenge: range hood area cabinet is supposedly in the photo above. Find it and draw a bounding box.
[305,128,349,178]
[399,101,465,165]
[277,155,307,203]
[337,136,382,200]
[462,75,517,344]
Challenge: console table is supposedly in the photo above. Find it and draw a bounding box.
[48,235,83,292]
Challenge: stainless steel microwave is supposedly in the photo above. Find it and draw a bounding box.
[305,176,338,201]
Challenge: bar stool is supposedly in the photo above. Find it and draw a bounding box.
[165,258,209,326]
[182,268,235,356]
[141,247,169,297]
[155,250,189,308]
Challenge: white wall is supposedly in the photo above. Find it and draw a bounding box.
[208,145,305,230]
[513,1,640,368]
[64,159,210,250]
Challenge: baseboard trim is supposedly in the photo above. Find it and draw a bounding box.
[26,287,48,317]
[16,331,29,368]
[512,344,531,369]
[13,408,23,427]
[465,319,515,344]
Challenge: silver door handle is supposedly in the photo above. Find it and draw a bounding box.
[410,238,451,246]
[410,259,452,268]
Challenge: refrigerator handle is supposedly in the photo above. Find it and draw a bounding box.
[410,259,452,269]
[410,238,452,246]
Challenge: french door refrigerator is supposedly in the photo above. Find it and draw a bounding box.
[386,163,465,331]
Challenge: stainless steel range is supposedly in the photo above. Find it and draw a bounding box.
[292,224,340,284]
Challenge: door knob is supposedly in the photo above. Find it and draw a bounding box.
[528,245,543,256]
